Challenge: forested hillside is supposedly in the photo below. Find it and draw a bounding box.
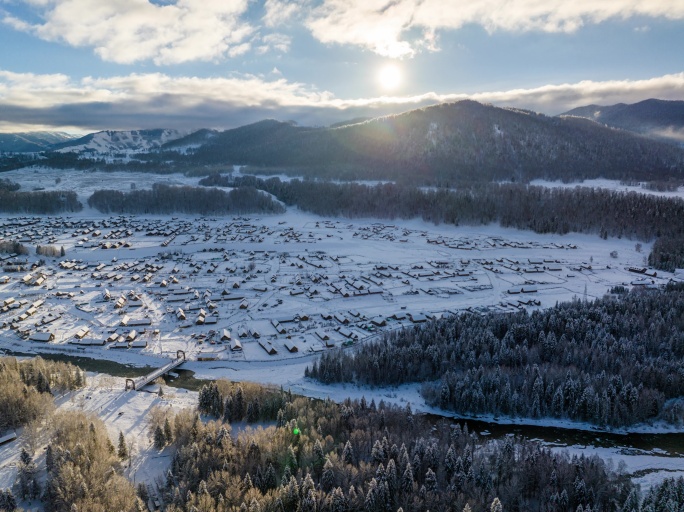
[87,184,284,215]
[159,381,636,512]
[564,99,684,145]
[184,101,684,184]
[308,283,684,428]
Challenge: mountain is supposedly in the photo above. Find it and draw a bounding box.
[562,99,684,145]
[181,100,684,183]
[53,129,186,155]
[0,131,76,152]
[161,128,219,153]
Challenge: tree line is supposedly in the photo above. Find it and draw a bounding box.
[0,189,81,214]
[308,283,684,428]
[87,183,285,215]
[159,380,636,512]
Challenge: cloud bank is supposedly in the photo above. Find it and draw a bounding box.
[2,69,684,132]
[5,0,684,62]
[304,0,684,58]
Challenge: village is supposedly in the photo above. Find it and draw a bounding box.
[0,211,669,367]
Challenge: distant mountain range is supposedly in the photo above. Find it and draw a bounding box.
[0,131,76,152]
[167,100,684,183]
[562,99,684,145]
[52,128,186,154]
[2,99,684,183]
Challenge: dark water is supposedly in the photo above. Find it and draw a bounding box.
[6,349,684,456]
[430,415,684,457]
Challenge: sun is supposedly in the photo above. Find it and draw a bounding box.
[377,63,402,91]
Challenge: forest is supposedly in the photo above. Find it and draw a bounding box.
[307,283,684,428]
[202,174,684,269]
[0,356,85,434]
[0,189,81,214]
[87,183,285,215]
[2,361,684,511]
[160,380,636,512]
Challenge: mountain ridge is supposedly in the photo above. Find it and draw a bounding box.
[0,131,76,152]
[562,98,684,145]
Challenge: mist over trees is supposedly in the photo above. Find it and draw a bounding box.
[87,183,284,215]
[308,284,684,428]
[160,381,635,512]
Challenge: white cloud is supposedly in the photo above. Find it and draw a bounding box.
[303,0,684,58]
[4,0,257,64]
[257,33,292,54]
[1,69,684,132]
[262,0,308,27]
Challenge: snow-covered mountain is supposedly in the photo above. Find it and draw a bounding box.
[53,129,187,155]
[0,131,77,152]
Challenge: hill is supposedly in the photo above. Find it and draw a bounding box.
[179,100,684,183]
[563,98,684,146]
[0,131,76,152]
[53,128,186,155]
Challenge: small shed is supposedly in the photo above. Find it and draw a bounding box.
[230,338,243,351]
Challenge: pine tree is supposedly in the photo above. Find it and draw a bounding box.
[491,497,503,512]
[343,440,354,465]
[401,463,414,495]
[154,425,166,449]
[322,458,335,492]
[164,418,173,444]
[118,431,128,460]
[263,463,277,491]
[425,468,437,492]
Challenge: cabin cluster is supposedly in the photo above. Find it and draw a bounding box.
[1,214,671,364]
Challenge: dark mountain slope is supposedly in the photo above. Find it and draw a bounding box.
[185,100,684,183]
[563,98,684,145]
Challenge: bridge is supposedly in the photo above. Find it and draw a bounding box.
[125,350,186,391]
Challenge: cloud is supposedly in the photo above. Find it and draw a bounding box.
[257,33,292,54]
[6,0,684,64]
[262,0,308,27]
[303,0,684,57]
[1,69,684,132]
[3,0,259,64]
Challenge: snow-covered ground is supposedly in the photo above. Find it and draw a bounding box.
[1,169,683,499]
[530,178,684,199]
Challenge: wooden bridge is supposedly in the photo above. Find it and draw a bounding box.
[125,350,186,391]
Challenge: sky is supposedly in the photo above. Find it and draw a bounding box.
[1,0,684,134]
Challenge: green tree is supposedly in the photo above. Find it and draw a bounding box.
[118,431,128,460]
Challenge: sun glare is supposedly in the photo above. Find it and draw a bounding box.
[377,63,402,91]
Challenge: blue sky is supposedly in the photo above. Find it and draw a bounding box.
[1,0,683,133]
